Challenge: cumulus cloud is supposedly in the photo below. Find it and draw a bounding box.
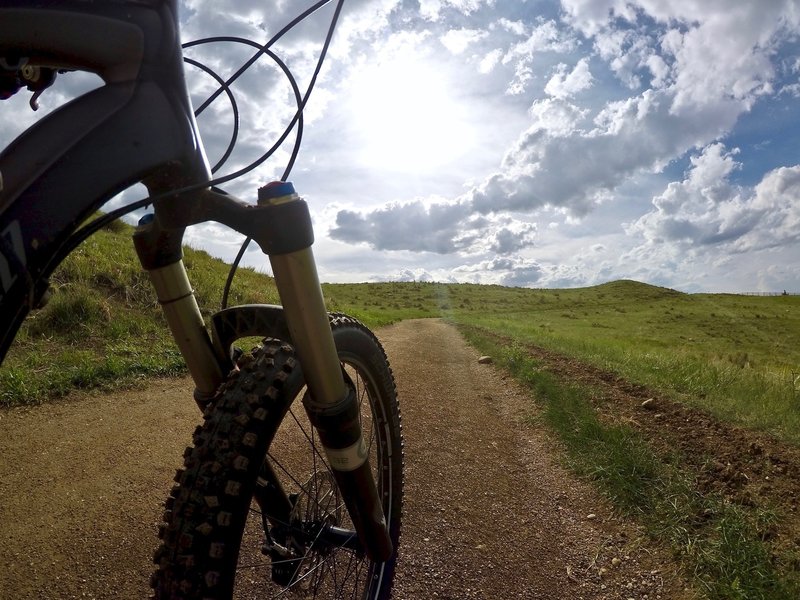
[629,143,800,255]
[331,199,477,254]
[451,256,544,287]
[544,58,594,99]
[478,48,504,73]
[328,0,799,260]
[472,85,743,214]
[440,28,489,54]
[562,0,798,109]
[330,198,538,256]
[329,81,745,254]
[501,19,579,94]
[419,0,497,21]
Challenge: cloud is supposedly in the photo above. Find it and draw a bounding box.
[629,143,800,255]
[328,0,799,257]
[450,256,545,286]
[489,222,537,254]
[562,0,799,109]
[385,268,436,282]
[469,85,743,215]
[544,58,594,99]
[501,19,579,94]
[329,79,746,254]
[440,28,489,54]
[478,48,504,73]
[331,199,477,253]
[329,197,539,256]
[419,0,497,20]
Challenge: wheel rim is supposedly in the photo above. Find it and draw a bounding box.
[230,355,393,599]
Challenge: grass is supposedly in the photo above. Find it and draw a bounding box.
[324,279,800,445]
[321,281,444,326]
[7,246,799,449]
[0,218,281,407]
[3,222,800,596]
[462,329,800,599]
[442,281,800,445]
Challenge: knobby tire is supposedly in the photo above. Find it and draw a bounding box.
[151,314,403,599]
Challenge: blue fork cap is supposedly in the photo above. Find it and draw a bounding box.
[258,181,296,202]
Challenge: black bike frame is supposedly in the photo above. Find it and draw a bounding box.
[0,1,314,360]
[0,0,394,561]
[0,0,212,361]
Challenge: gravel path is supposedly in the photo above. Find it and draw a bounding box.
[0,318,694,599]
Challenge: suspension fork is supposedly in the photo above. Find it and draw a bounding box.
[132,216,225,407]
[132,182,392,562]
[258,182,393,562]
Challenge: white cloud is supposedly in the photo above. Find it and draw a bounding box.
[329,78,747,255]
[494,18,527,37]
[562,0,799,110]
[449,256,540,286]
[329,196,540,257]
[629,144,800,257]
[501,19,579,94]
[419,0,496,20]
[527,98,588,136]
[544,58,593,99]
[468,86,743,216]
[440,28,489,54]
[330,199,477,254]
[478,48,504,73]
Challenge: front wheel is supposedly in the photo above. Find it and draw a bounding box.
[152,314,403,599]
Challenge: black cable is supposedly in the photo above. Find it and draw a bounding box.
[183,39,305,174]
[182,56,240,174]
[217,1,345,309]
[183,38,309,309]
[189,0,335,116]
[52,0,345,305]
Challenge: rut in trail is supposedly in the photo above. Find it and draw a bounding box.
[0,318,693,599]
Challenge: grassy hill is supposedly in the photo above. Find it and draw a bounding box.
[4,223,800,597]
[329,277,800,443]
[3,222,800,447]
[0,219,281,406]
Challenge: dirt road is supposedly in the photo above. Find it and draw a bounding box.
[0,319,692,599]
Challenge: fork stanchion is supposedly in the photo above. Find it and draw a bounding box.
[259,181,393,561]
[133,213,224,407]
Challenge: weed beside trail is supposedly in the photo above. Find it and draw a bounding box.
[462,328,800,600]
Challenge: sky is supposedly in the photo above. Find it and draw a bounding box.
[2,0,800,292]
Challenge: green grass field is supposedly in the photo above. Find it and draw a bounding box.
[3,222,799,449]
[0,219,281,406]
[327,279,800,445]
[3,223,799,597]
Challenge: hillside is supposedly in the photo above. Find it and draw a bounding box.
[0,220,281,406]
[2,224,799,596]
[3,219,800,436]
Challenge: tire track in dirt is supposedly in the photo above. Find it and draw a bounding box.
[0,319,694,599]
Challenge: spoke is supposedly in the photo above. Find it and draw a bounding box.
[267,452,314,495]
[288,406,330,470]
[231,361,385,597]
[270,525,332,598]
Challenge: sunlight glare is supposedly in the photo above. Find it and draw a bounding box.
[347,56,475,173]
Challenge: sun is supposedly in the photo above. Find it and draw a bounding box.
[347,54,476,173]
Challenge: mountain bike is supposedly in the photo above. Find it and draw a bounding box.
[0,1,403,598]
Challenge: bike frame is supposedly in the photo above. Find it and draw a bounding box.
[0,0,391,561]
